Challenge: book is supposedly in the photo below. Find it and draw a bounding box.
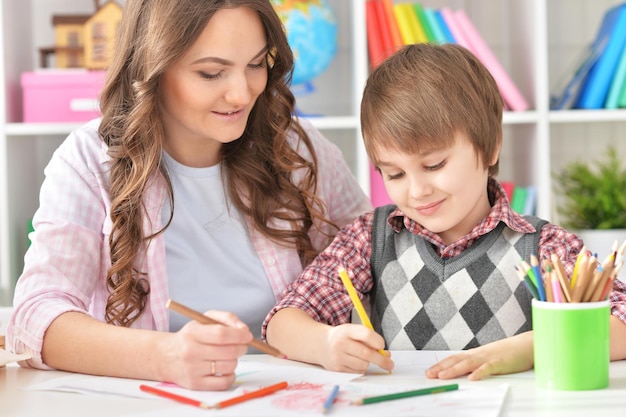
[511,186,528,214]
[423,8,447,44]
[413,3,435,42]
[604,39,626,108]
[522,186,537,216]
[500,181,515,203]
[373,0,394,61]
[402,3,427,43]
[393,3,416,45]
[549,37,608,110]
[439,7,471,50]
[619,68,626,107]
[453,9,529,111]
[365,0,386,68]
[382,0,403,50]
[576,3,626,109]
[434,9,456,43]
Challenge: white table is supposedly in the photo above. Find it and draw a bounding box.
[2,353,626,417]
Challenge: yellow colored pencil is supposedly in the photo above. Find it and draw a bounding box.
[338,267,387,357]
[569,246,586,289]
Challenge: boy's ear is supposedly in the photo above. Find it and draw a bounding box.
[489,134,503,166]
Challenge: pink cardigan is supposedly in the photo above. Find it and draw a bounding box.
[8,118,372,369]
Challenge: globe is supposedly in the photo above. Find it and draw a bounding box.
[271,0,338,88]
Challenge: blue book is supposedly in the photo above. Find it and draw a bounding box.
[576,3,626,109]
[522,186,537,216]
[550,38,608,109]
[604,40,626,108]
[433,9,456,44]
[423,8,447,44]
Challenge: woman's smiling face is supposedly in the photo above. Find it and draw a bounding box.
[159,6,269,167]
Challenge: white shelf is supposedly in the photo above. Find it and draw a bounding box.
[2,0,626,304]
[549,109,626,123]
[4,122,84,136]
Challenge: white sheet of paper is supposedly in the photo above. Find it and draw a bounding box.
[25,357,360,401]
[24,351,509,416]
[120,381,509,417]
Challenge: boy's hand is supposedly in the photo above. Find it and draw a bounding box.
[320,324,394,374]
[425,331,534,380]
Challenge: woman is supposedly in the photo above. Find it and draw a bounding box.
[7,0,370,390]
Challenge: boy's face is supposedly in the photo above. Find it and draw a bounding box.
[376,133,495,246]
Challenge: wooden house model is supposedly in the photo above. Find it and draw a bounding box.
[40,1,122,70]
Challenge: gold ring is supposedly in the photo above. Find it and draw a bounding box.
[211,360,217,376]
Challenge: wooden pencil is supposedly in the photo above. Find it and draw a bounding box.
[166,299,287,359]
[322,385,340,414]
[530,255,546,301]
[550,254,572,302]
[515,264,538,299]
[569,245,586,289]
[544,269,554,302]
[352,383,459,405]
[140,384,210,409]
[599,260,623,301]
[584,253,613,302]
[571,253,591,302]
[338,267,388,357]
[212,381,288,409]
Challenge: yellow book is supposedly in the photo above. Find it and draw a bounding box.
[402,3,427,43]
[393,4,415,44]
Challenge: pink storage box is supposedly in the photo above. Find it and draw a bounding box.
[21,70,106,123]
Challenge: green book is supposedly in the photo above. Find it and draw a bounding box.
[412,3,436,42]
[618,51,626,107]
[511,186,528,214]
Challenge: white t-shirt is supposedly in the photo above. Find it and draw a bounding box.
[161,152,276,340]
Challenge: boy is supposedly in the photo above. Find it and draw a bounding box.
[263,43,626,380]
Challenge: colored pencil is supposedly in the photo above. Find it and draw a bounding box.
[520,260,537,287]
[139,384,210,409]
[322,385,340,414]
[352,383,459,405]
[550,254,572,302]
[544,268,554,302]
[166,299,287,359]
[337,267,387,357]
[571,252,591,302]
[212,381,288,409]
[569,246,586,289]
[515,265,538,299]
[600,260,623,300]
[551,270,563,303]
[530,255,546,301]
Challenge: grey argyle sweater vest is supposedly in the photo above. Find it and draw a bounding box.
[370,204,547,350]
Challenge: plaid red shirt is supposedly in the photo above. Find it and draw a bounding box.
[263,178,626,335]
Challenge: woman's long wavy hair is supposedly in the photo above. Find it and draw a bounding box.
[98,0,337,327]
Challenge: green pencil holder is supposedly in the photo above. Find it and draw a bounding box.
[532,299,610,390]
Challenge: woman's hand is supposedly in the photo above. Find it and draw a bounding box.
[319,323,394,374]
[425,331,534,381]
[158,310,253,390]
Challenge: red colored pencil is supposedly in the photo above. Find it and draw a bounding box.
[213,381,288,409]
[139,384,210,409]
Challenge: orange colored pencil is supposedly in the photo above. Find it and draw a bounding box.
[212,381,288,409]
[166,299,287,359]
[140,384,210,409]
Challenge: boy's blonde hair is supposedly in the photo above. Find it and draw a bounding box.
[361,43,503,177]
